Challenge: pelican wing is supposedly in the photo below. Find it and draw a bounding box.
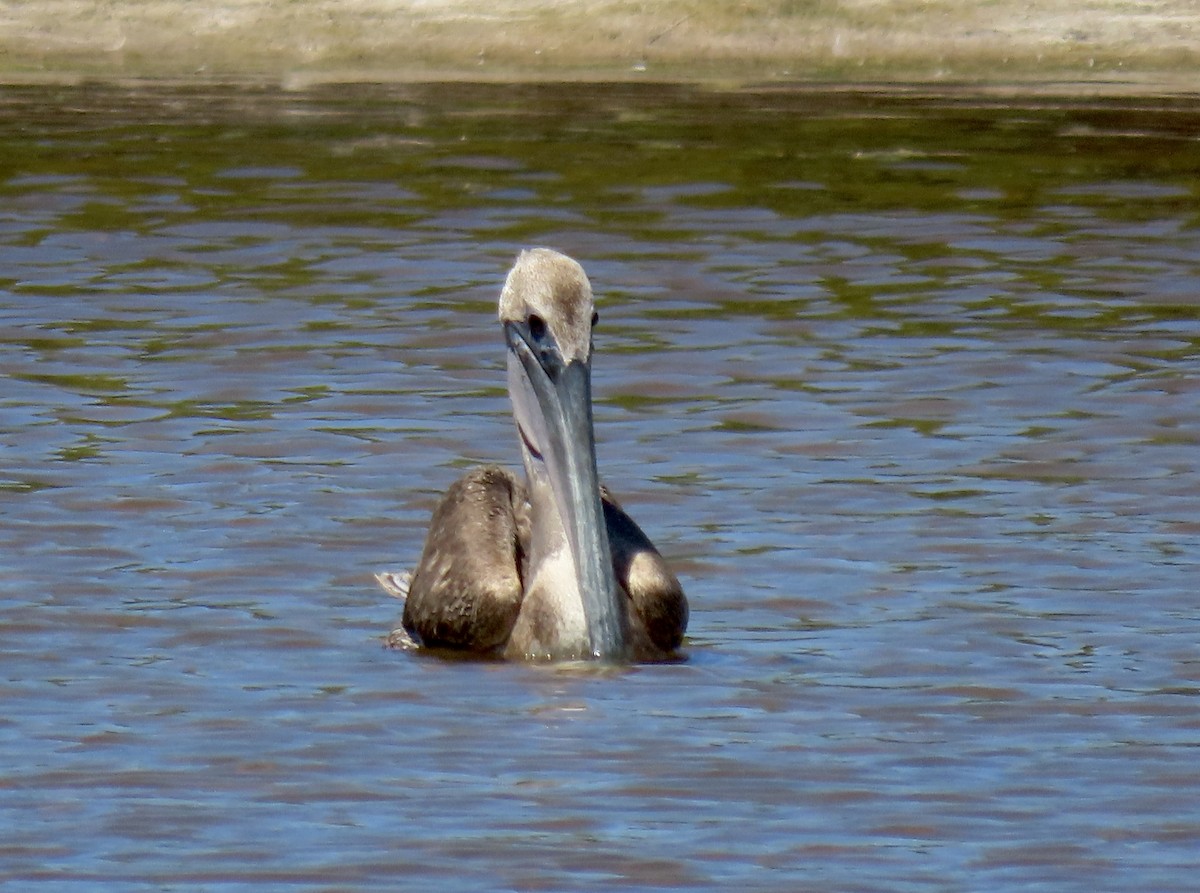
[402,465,529,652]
[601,487,688,655]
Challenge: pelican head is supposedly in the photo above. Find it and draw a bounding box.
[498,248,628,659]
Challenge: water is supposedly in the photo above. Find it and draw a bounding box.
[1,83,1198,891]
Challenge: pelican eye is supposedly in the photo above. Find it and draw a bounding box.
[528,314,547,342]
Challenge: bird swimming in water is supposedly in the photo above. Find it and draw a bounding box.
[377,248,687,662]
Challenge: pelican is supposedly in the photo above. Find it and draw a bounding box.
[377,248,687,661]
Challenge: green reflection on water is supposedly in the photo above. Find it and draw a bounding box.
[4,85,1199,236]
[14,371,129,394]
[1,82,1198,422]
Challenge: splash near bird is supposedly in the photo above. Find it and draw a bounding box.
[378,249,687,661]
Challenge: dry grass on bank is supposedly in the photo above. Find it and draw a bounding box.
[1,0,1197,90]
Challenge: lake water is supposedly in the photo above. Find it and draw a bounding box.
[1,82,1198,891]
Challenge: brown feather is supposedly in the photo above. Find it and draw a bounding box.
[402,465,527,652]
[399,468,686,659]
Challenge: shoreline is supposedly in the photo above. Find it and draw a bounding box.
[1,1,1198,96]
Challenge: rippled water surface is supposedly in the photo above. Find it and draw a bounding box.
[2,83,1198,891]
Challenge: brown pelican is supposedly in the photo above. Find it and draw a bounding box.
[377,248,687,661]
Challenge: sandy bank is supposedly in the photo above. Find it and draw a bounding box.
[1,0,1198,93]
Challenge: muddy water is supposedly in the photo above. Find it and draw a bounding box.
[1,84,1197,891]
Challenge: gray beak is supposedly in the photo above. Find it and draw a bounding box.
[504,320,628,659]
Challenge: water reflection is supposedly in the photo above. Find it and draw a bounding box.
[1,83,1197,891]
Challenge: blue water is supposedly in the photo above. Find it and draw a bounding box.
[1,84,1198,891]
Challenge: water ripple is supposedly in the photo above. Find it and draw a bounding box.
[1,84,1197,892]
